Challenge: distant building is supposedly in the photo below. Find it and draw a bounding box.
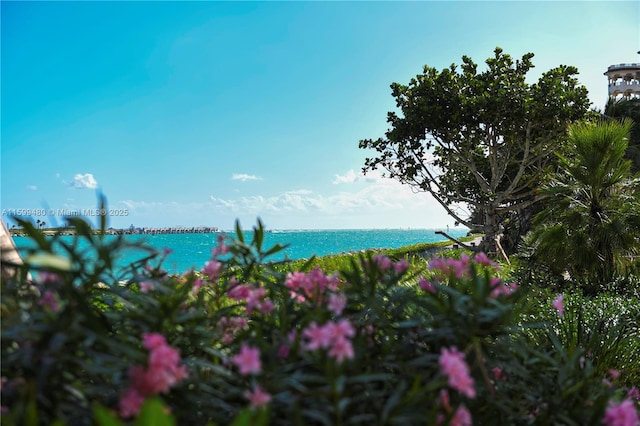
[604,52,640,99]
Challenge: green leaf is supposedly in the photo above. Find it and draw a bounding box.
[134,398,176,426]
[229,407,269,426]
[235,220,245,243]
[25,253,72,272]
[93,403,123,426]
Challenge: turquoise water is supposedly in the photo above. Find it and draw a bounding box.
[14,228,468,274]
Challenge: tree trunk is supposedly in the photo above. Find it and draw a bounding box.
[482,206,499,255]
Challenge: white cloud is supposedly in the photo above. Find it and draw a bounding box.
[27,185,37,191]
[114,174,455,229]
[232,173,262,182]
[333,169,383,184]
[70,173,98,189]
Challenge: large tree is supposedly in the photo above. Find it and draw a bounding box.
[359,48,590,254]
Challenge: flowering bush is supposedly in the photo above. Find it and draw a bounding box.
[1,215,638,425]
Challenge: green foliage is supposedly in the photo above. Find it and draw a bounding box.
[2,212,638,425]
[527,119,640,291]
[359,47,590,254]
[603,97,640,172]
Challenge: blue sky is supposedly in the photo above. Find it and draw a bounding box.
[2,1,638,230]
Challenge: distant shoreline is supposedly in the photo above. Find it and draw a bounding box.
[9,226,220,237]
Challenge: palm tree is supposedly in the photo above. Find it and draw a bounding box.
[528,118,640,291]
[603,97,640,173]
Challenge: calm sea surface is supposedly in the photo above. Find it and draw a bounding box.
[15,228,468,274]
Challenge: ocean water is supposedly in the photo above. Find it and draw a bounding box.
[14,228,469,274]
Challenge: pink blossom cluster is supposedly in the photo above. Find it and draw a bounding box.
[218,316,249,344]
[202,260,222,282]
[418,277,437,294]
[473,252,499,269]
[228,283,274,314]
[285,268,340,303]
[429,255,472,280]
[552,294,564,317]
[437,390,472,426]
[602,398,639,426]
[439,346,476,398]
[244,385,272,409]
[119,333,188,418]
[302,318,356,364]
[489,277,518,298]
[139,280,155,293]
[429,252,502,281]
[370,254,410,274]
[232,344,262,375]
[200,236,228,282]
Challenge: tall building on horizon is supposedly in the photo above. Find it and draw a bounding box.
[604,51,640,99]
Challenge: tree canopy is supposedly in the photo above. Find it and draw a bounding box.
[359,47,590,254]
[604,97,640,173]
[528,119,640,290]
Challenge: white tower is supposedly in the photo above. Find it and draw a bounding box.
[604,52,640,99]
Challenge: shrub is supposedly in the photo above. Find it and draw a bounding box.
[1,216,638,425]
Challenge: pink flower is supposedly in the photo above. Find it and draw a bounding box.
[134,335,188,394]
[490,278,515,298]
[123,333,188,406]
[439,347,476,398]
[202,260,222,281]
[227,282,250,300]
[212,234,229,256]
[303,322,333,350]
[373,254,391,271]
[473,252,494,267]
[285,271,309,292]
[232,344,262,375]
[419,277,437,294]
[627,387,640,400]
[609,369,621,379]
[39,290,60,312]
[394,259,410,273]
[259,299,275,314]
[552,294,564,317]
[451,404,472,426]
[328,319,356,340]
[119,387,145,418]
[602,398,639,426]
[142,333,167,351]
[162,247,173,256]
[438,389,451,411]
[328,337,354,364]
[139,281,155,293]
[491,367,506,381]
[243,385,272,409]
[328,293,346,315]
[245,286,266,312]
[429,256,470,280]
[277,344,290,359]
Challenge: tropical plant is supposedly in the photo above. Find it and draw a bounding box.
[359,47,590,255]
[526,119,640,291]
[603,97,640,173]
